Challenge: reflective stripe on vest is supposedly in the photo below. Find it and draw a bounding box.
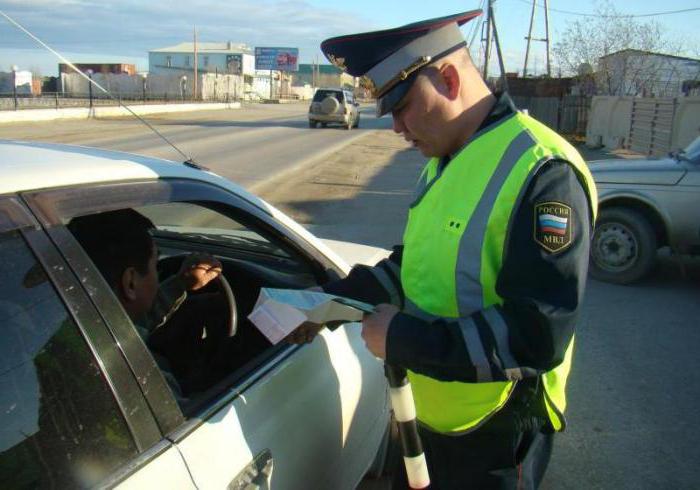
[401,111,597,434]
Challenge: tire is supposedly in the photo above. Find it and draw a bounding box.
[320,96,340,114]
[308,120,317,128]
[589,207,657,284]
[320,122,327,128]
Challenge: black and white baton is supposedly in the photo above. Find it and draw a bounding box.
[385,364,430,489]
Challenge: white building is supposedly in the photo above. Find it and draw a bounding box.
[149,42,255,79]
[598,49,700,97]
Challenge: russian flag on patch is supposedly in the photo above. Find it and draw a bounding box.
[538,213,568,235]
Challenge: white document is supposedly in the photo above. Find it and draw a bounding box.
[248,288,375,344]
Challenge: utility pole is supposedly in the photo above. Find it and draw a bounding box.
[193,26,198,100]
[523,0,536,77]
[522,0,551,77]
[482,0,493,79]
[482,1,508,91]
[544,0,551,77]
[489,0,509,92]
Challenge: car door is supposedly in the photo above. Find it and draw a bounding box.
[0,195,196,489]
[24,178,389,489]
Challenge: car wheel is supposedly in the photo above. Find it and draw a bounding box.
[589,207,657,284]
[320,122,327,128]
[309,120,317,128]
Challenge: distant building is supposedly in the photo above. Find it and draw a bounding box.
[598,49,700,97]
[148,42,255,78]
[293,64,355,89]
[59,63,136,75]
[0,70,35,95]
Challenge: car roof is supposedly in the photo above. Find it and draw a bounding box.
[0,139,358,273]
[0,139,355,273]
[0,140,234,195]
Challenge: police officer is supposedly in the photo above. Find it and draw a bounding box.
[290,9,597,489]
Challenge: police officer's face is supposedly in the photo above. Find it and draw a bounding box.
[391,72,452,158]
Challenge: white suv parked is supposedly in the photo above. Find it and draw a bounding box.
[308,88,360,130]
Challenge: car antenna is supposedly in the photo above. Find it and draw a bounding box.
[0,9,207,171]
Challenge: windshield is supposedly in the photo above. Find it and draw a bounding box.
[683,137,700,162]
[312,90,343,103]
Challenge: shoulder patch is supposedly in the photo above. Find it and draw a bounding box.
[534,201,573,253]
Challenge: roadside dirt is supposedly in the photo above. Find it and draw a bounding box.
[257,129,425,248]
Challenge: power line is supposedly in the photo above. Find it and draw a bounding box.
[511,0,700,18]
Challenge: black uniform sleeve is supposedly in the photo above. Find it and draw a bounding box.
[386,160,592,382]
[321,245,404,307]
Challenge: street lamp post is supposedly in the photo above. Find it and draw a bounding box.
[11,65,18,111]
[181,76,187,102]
[86,69,94,111]
[142,73,148,104]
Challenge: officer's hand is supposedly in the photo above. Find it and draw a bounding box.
[361,303,399,359]
[176,253,223,291]
[285,285,327,344]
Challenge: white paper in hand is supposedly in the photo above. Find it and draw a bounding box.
[248,288,374,344]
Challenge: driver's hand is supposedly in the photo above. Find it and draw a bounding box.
[286,321,324,344]
[286,319,346,344]
[176,253,223,291]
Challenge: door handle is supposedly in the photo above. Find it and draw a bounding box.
[228,449,273,490]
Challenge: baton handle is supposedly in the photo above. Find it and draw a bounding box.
[385,364,430,490]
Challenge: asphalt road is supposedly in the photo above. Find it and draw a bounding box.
[0,102,392,190]
[263,130,700,490]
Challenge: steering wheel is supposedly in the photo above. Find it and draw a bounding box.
[157,254,238,338]
[215,273,238,337]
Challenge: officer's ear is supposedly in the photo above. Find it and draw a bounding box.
[438,63,461,101]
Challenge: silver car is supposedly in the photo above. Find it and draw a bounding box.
[0,141,390,489]
[589,136,700,284]
[308,88,360,130]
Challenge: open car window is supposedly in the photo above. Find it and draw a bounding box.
[25,178,345,421]
[139,202,291,259]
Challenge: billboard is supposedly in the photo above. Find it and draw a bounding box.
[255,47,299,71]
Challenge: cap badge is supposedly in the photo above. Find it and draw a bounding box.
[328,54,347,70]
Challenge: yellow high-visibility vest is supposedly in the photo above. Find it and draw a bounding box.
[401,111,598,433]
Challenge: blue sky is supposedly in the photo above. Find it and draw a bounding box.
[1,0,698,77]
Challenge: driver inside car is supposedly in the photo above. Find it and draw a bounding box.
[68,209,232,398]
